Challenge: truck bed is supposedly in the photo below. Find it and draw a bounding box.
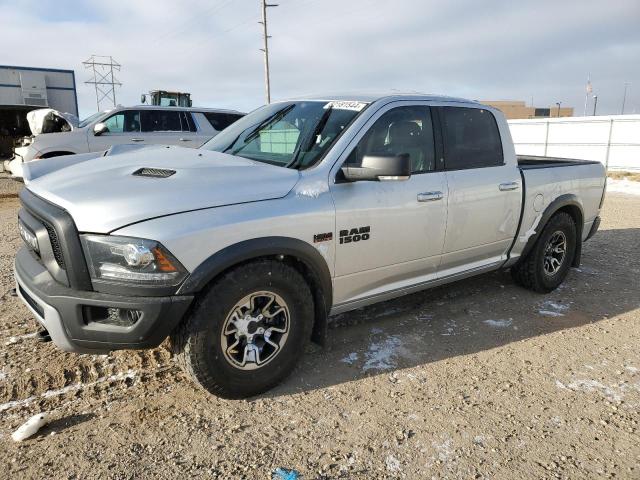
[517,155,601,170]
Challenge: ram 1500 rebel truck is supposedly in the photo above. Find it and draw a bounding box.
[14,94,606,398]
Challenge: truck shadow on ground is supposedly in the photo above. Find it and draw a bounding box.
[267,227,639,397]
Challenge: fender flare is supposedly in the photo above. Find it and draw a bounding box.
[517,193,584,267]
[176,236,333,310]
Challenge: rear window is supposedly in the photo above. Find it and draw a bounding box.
[440,107,503,170]
[140,110,182,132]
[202,112,244,131]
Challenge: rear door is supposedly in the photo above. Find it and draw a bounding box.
[437,106,521,276]
[330,103,448,306]
[87,109,142,151]
[172,111,202,147]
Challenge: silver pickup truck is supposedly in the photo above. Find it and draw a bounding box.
[14,94,606,398]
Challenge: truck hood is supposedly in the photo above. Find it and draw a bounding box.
[27,108,79,135]
[26,145,300,233]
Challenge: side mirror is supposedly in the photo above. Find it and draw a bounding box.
[93,123,108,136]
[341,154,411,182]
[140,94,146,104]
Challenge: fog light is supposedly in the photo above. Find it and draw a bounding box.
[83,306,142,327]
[108,308,142,326]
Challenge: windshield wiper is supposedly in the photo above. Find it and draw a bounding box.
[286,106,333,169]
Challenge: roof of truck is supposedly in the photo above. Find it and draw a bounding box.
[287,92,479,105]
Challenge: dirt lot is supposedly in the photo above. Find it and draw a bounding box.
[0,181,638,479]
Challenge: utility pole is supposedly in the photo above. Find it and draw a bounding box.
[555,102,561,117]
[621,82,631,114]
[83,55,122,112]
[259,0,278,104]
[584,74,592,116]
[592,95,598,116]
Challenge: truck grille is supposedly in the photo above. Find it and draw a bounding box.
[42,221,66,269]
[19,189,92,291]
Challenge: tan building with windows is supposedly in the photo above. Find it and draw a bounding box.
[482,100,574,120]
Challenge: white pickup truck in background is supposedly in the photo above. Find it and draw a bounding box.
[5,105,244,178]
[14,93,606,398]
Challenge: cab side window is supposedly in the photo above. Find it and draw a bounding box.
[440,107,503,170]
[141,110,182,132]
[103,111,140,133]
[345,106,435,174]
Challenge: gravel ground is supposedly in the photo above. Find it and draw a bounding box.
[0,173,22,198]
[0,183,638,479]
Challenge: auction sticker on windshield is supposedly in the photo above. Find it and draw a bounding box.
[324,101,368,111]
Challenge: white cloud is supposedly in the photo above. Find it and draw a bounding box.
[1,0,639,117]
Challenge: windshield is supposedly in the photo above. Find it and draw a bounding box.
[78,111,107,128]
[201,100,368,169]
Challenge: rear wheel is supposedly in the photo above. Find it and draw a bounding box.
[171,260,313,398]
[511,212,577,293]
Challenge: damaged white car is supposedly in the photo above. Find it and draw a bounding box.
[6,105,244,178]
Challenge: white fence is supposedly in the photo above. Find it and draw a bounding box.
[508,115,640,171]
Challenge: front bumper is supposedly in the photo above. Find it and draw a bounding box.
[14,246,193,354]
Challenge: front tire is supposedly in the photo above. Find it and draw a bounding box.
[171,260,314,398]
[511,212,577,293]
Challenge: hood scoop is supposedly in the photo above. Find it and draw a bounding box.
[132,167,176,178]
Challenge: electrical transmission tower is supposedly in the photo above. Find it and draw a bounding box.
[83,55,122,112]
[259,0,278,104]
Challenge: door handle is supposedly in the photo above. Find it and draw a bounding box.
[130,138,144,142]
[179,138,191,142]
[499,182,519,191]
[417,191,444,202]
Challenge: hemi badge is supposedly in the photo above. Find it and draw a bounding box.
[313,232,333,243]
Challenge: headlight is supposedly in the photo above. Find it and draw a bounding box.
[80,235,187,287]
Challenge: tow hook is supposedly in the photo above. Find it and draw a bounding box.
[36,328,51,343]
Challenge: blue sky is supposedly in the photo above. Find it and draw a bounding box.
[1,0,639,118]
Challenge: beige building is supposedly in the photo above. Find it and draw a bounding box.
[482,100,574,120]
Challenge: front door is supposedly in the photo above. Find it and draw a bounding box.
[87,109,143,151]
[330,104,448,306]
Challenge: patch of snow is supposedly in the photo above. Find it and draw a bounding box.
[385,455,401,472]
[362,336,402,372]
[0,371,7,381]
[5,336,18,345]
[538,300,569,317]
[483,318,513,328]
[295,180,329,199]
[341,352,359,365]
[625,366,639,374]
[607,178,640,196]
[0,370,137,413]
[472,435,485,446]
[556,378,628,402]
[541,301,569,312]
[433,437,454,462]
